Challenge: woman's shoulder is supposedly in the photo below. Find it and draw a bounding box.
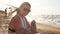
[11,15,19,22]
[9,15,20,29]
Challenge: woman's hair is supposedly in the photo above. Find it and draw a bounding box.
[20,2,31,8]
[17,2,31,14]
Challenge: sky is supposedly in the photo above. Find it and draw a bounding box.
[0,0,60,15]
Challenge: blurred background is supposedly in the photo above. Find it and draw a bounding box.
[0,0,60,34]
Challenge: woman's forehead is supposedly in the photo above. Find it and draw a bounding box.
[22,5,30,9]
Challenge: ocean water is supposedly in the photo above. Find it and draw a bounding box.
[26,15,60,28]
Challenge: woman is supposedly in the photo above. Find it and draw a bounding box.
[8,2,35,34]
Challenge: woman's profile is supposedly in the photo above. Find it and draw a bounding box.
[8,2,36,34]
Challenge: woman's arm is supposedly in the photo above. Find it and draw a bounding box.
[10,16,25,34]
[15,16,26,34]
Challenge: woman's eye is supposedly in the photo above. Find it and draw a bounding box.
[23,8,30,12]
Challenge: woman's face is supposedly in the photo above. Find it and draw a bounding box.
[19,5,31,17]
